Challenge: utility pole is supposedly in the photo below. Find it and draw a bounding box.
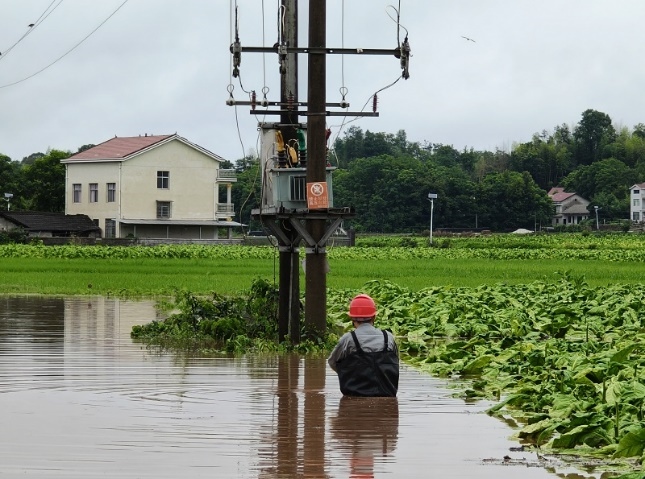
[278,0,301,343]
[305,0,327,336]
[228,1,410,341]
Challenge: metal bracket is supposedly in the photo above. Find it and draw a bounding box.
[288,217,343,254]
[260,218,301,249]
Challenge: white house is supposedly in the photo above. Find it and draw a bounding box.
[629,183,645,222]
[547,187,590,226]
[61,134,240,240]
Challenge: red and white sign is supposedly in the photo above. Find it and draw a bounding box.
[307,181,329,209]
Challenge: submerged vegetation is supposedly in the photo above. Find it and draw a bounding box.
[331,276,645,471]
[131,278,337,354]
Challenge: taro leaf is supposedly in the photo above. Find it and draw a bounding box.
[606,378,623,406]
[518,418,557,441]
[553,424,594,449]
[610,473,645,479]
[622,382,645,402]
[611,344,639,364]
[581,428,612,448]
[487,393,527,415]
[462,354,494,375]
[614,428,645,458]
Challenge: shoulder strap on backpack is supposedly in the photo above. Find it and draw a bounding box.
[350,330,364,354]
[382,329,389,351]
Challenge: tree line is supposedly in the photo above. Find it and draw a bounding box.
[234,109,645,232]
[2,108,644,232]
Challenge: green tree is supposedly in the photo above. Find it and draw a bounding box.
[562,158,636,217]
[573,109,616,166]
[0,154,23,207]
[22,150,70,212]
[478,171,553,231]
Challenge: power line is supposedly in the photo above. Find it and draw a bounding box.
[0,0,63,62]
[0,0,130,89]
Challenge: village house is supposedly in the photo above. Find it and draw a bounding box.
[0,211,101,238]
[629,183,645,222]
[547,187,590,226]
[61,134,240,242]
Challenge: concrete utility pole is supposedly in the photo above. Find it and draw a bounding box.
[304,0,328,336]
[278,0,301,343]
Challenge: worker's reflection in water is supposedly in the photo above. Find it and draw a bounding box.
[330,396,399,479]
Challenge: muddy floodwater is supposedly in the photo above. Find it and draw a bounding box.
[0,296,601,478]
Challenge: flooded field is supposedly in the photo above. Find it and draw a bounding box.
[0,296,598,478]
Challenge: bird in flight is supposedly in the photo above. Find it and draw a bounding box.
[461,36,476,43]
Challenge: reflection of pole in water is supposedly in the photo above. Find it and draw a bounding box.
[330,396,399,478]
[276,354,299,477]
[304,357,327,477]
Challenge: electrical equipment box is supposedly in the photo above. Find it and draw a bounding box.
[259,125,334,213]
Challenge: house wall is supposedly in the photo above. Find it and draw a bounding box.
[630,186,645,222]
[120,140,220,221]
[65,139,222,238]
[0,217,17,232]
[65,162,120,236]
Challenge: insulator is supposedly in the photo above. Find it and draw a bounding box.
[372,94,378,113]
[251,91,257,110]
[287,94,294,111]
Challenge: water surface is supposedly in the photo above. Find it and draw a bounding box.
[0,296,595,478]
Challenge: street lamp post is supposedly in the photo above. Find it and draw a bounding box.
[3,193,12,211]
[428,193,437,245]
[594,205,600,230]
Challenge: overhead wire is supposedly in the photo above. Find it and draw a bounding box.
[0,0,62,62]
[0,0,130,89]
[329,2,407,162]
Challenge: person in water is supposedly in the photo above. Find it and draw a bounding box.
[328,294,399,397]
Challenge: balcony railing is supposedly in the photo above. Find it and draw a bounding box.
[217,169,237,182]
[217,203,235,216]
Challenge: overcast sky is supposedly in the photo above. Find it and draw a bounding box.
[2,0,645,163]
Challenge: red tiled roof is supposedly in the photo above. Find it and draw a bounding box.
[548,186,575,203]
[68,134,174,161]
[550,192,575,202]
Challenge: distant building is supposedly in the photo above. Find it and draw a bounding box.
[61,134,240,241]
[547,187,590,226]
[629,183,645,222]
[0,211,100,238]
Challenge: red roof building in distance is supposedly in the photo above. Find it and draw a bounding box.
[547,186,575,203]
[69,134,174,161]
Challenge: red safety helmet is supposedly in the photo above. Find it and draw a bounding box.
[348,294,377,319]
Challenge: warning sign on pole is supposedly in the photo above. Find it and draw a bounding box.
[307,182,329,209]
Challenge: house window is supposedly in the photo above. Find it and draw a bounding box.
[89,183,98,203]
[289,176,306,201]
[107,183,116,202]
[73,184,82,203]
[105,219,116,238]
[633,212,641,222]
[157,171,170,189]
[157,201,171,218]
[634,198,641,207]
[634,190,640,195]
